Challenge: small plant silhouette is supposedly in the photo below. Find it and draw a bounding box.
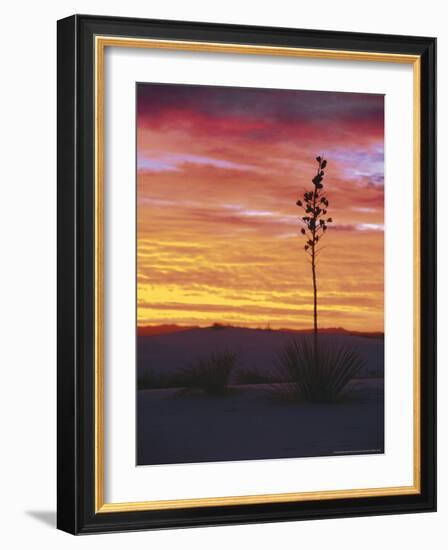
[179,351,238,395]
[296,156,332,347]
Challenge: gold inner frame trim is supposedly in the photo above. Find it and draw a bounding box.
[94,35,421,514]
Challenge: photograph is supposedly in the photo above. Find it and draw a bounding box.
[52,9,435,536]
[136,83,385,466]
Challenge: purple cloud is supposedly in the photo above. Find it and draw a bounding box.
[138,153,258,173]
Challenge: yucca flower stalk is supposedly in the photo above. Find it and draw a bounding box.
[296,156,332,351]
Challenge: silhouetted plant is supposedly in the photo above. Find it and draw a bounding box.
[138,369,164,390]
[137,368,188,390]
[179,351,238,395]
[296,156,332,348]
[275,339,366,403]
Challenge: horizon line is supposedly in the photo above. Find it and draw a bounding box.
[137,323,384,335]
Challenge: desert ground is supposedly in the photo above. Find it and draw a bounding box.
[137,327,384,466]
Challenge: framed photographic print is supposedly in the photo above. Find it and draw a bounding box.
[57,14,436,534]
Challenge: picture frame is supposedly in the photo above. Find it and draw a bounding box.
[57,14,436,534]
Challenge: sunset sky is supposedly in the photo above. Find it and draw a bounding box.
[136,83,384,332]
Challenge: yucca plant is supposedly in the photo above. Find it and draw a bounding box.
[179,351,238,395]
[138,368,187,390]
[276,339,366,403]
[138,369,163,390]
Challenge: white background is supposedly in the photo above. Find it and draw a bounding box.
[0,1,444,548]
[105,48,414,502]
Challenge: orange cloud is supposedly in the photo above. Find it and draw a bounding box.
[136,83,384,332]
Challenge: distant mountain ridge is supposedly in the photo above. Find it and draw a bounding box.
[137,324,383,339]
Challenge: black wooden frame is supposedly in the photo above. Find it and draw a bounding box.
[57,14,436,534]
